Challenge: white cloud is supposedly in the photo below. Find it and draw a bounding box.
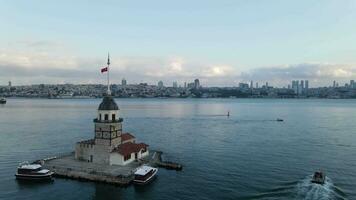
[0,40,356,87]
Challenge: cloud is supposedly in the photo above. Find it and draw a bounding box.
[240,63,356,86]
[0,40,355,87]
[0,46,240,86]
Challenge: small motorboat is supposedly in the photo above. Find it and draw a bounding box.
[276,118,284,122]
[15,162,54,180]
[0,97,6,104]
[133,165,158,185]
[311,171,325,184]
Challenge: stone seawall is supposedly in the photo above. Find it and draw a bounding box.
[53,168,133,186]
[39,150,182,186]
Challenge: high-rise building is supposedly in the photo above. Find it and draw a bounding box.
[305,80,309,91]
[239,83,249,89]
[121,78,127,86]
[194,79,200,89]
[158,81,164,88]
[333,80,336,88]
[300,80,304,89]
[350,80,355,88]
[266,82,269,87]
[250,81,253,89]
[187,82,195,89]
[256,82,258,88]
[184,82,187,89]
[292,80,299,94]
[173,81,178,88]
[8,81,11,87]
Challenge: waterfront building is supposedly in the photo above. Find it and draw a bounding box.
[250,81,253,89]
[350,80,355,88]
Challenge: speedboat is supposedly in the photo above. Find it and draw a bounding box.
[276,118,284,122]
[133,165,158,185]
[0,97,6,104]
[15,162,54,180]
[311,171,325,184]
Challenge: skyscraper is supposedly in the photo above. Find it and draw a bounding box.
[194,79,200,89]
[121,78,127,86]
[292,80,299,94]
[173,81,178,88]
[250,80,253,89]
[350,80,355,88]
[158,81,164,88]
[305,80,309,91]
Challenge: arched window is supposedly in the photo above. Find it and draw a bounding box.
[112,114,116,120]
[105,114,108,120]
[99,114,102,120]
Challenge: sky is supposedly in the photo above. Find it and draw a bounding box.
[1,0,356,87]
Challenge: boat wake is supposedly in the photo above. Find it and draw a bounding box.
[241,176,347,200]
[295,175,346,200]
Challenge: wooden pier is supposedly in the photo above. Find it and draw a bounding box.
[149,151,183,171]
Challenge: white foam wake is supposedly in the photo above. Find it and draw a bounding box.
[295,175,342,200]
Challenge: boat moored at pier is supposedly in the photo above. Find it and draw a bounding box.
[0,97,6,104]
[133,165,158,185]
[15,162,54,180]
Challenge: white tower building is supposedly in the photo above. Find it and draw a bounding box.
[74,55,149,166]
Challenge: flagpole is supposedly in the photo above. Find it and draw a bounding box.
[107,53,110,95]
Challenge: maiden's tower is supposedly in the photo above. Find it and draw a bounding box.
[75,55,149,166]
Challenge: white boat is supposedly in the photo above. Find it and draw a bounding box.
[133,165,158,185]
[0,97,6,104]
[15,162,54,180]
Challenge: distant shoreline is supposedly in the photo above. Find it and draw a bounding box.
[3,96,356,100]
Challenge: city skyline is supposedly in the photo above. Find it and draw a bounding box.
[2,77,356,89]
[1,1,356,86]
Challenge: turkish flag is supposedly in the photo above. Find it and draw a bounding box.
[101,67,108,73]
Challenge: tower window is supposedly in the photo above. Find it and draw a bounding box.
[112,114,116,120]
[99,114,102,120]
[105,114,108,120]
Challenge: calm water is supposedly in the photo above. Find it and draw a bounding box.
[0,98,355,200]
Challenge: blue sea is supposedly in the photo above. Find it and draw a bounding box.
[0,98,355,200]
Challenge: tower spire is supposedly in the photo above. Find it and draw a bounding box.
[107,53,111,95]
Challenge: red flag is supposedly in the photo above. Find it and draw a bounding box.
[101,67,108,73]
